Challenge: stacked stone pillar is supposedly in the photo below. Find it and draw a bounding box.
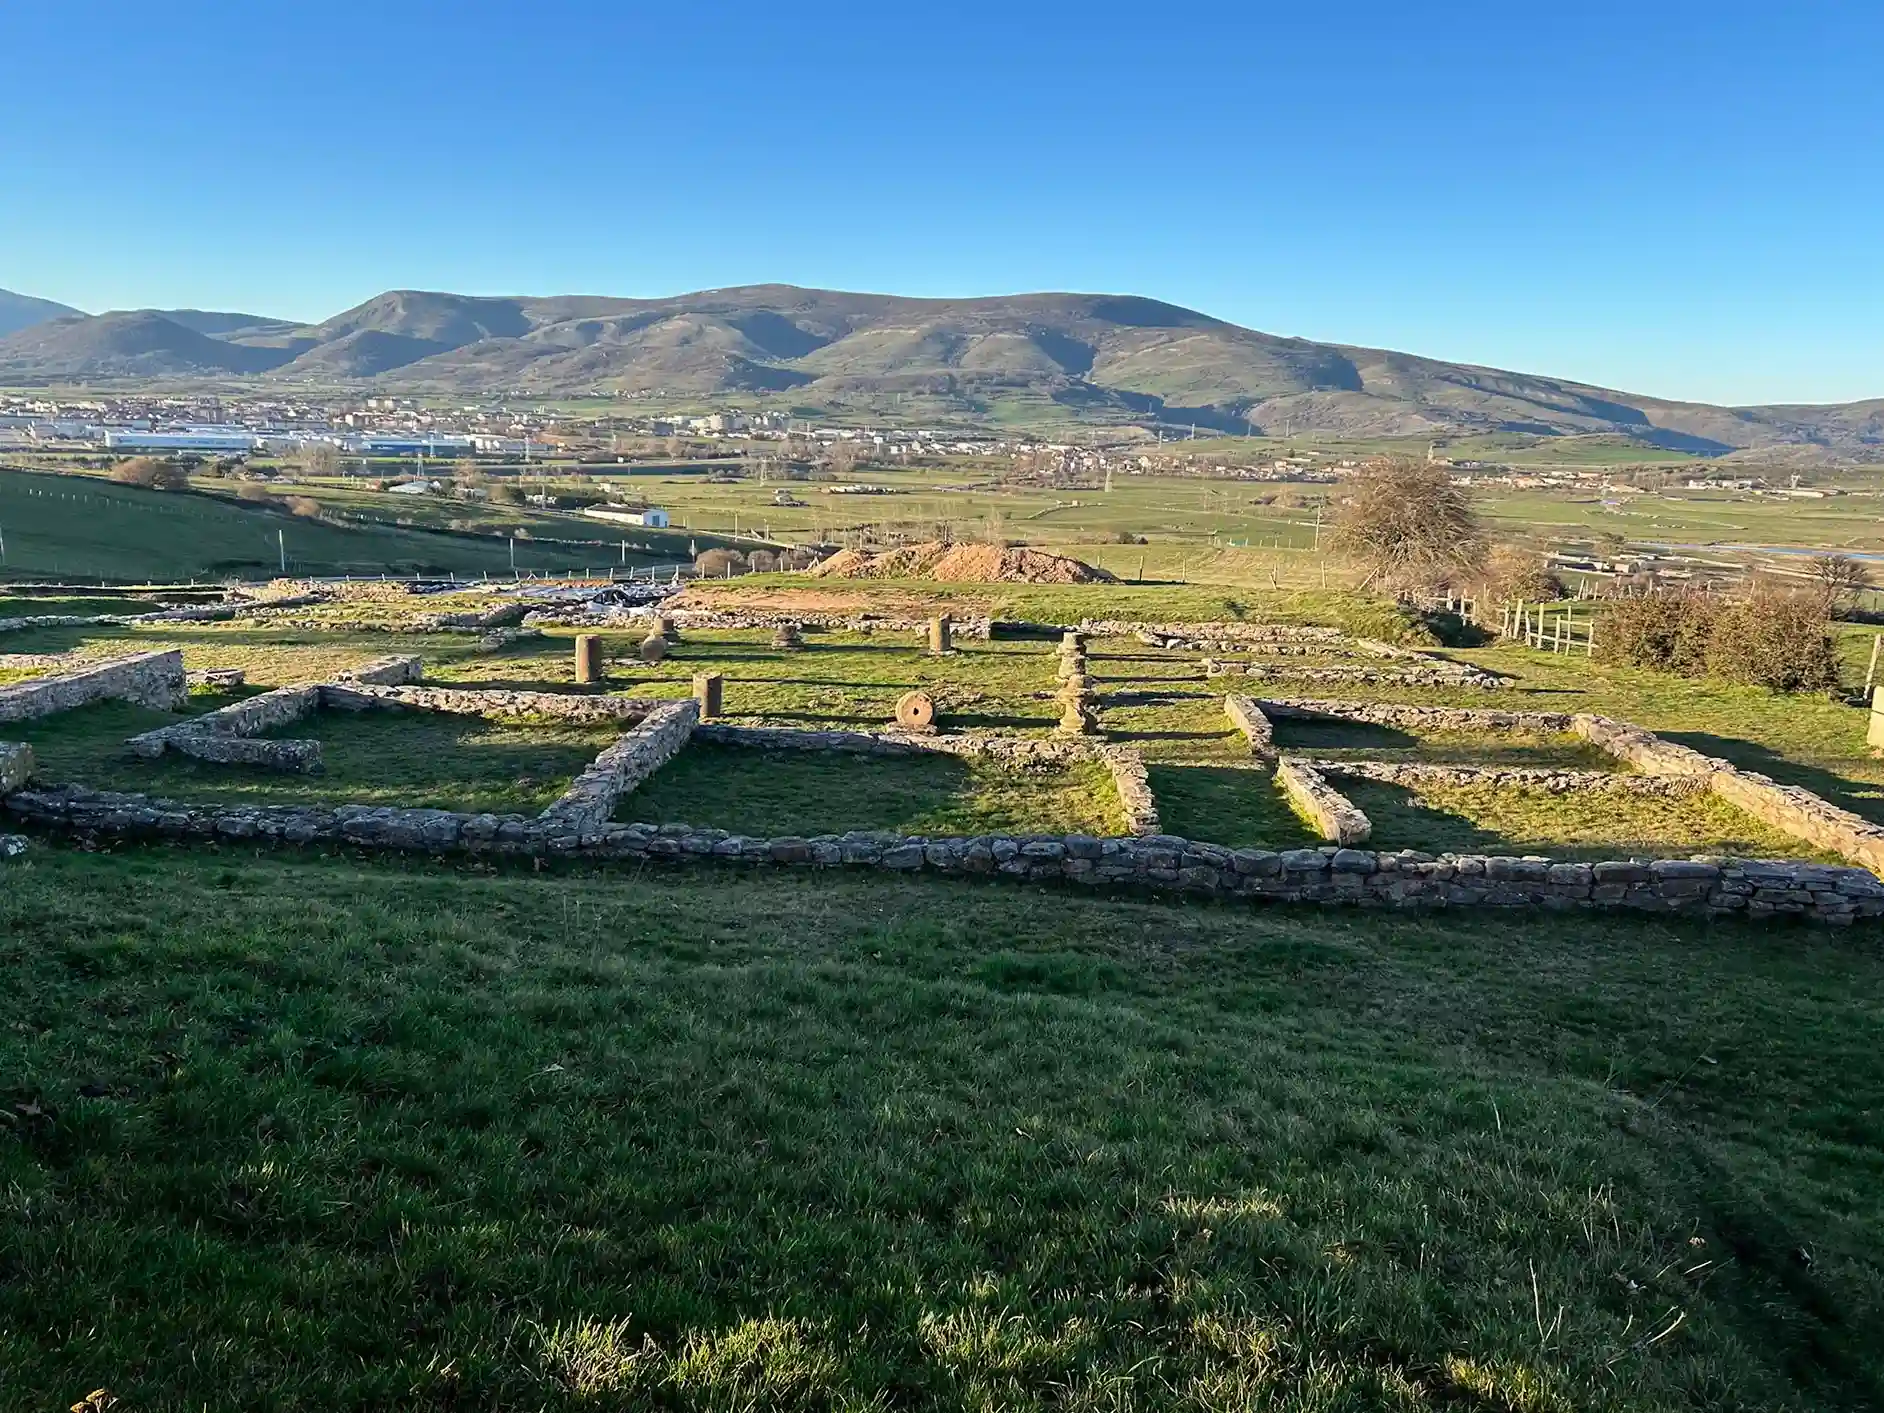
[1056,630,1096,734]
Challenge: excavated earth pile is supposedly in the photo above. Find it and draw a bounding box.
[807,541,1115,584]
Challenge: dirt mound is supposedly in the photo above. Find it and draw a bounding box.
[807,541,1114,585]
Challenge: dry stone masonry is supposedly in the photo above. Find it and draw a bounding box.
[539,699,700,833]
[127,685,326,773]
[1206,659,1504,689]
[10,782,1877,924]
[1276,758,1373,845]
[0,743,33,793]
[3,623,1880,928]
[1260,697,1884,874]
[335,654,425,687]
[1298,758,1704,797]
[1223,695,1275,758]
[0,651,187,723]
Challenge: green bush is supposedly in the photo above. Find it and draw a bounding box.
[1706,590,1840,692]
[1596,587,1836,692]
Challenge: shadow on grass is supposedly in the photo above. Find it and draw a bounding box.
[1664,730,1884,826]
[1272,719,1421,752]
[1146,764,1320,850]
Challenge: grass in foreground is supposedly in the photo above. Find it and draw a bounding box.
[621,741,1127,837]
[0,847,1878,1410]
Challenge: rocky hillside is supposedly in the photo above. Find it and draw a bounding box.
[1,283,1879,454]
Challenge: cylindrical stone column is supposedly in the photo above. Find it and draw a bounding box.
[929,614,952,655]
[694,672,723,719]
[574,634,602,684]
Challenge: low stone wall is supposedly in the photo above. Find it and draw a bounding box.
[0,743,33,793]
[1275,757,1372,845]
[0,651,187,723]
[1208,660,1504,689]
[418,602,534,631]
[1224,695,1275,757]
[1263,699,1884,875]
[1259,699,1577,734]
[161,734,326,772]
[542,699,700,832]
[1095,620,1345,649]
[693,724,1160,835]
[338,654,424,686]
[1572,715,1884,872]
[1098,745,1160,836]
[0,613,135,636]
[1301,758,1703,797]
[127,685,324,773]
[319,683,657,723]
[12,781,1876,924]
[698,723,1098,764]
[477,628,545,652]
[528,607,999,640]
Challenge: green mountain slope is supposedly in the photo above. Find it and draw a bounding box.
[0,283,1877,453]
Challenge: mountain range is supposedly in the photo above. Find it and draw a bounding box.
[0,288,83,339]
[0,284,1878,455]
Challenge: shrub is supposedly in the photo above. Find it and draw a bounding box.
[746,549,779,573]
[1706,588,1839,693]
[1597,586,1836,692]
[236,483,276,505]
[1482,545,1566,603]
[285,496,323,519]
[1596,590,1719,676]
[490,484,525,506]
[695,548,747,576]
[110,456,189,491]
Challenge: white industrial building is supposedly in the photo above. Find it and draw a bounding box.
[584,506,670,529]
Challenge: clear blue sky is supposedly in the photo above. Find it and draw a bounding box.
[2,0,1879,406]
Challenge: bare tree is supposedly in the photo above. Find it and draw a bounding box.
[1808,552,1870,613]
[1329,457,1487,590]
[298,443,342,478]
[825,441,864,477]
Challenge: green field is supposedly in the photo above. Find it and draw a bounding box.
[6,561,1884,1409]
[0,467,661,581]
[624,742,1127,837]
[1,847,1879,1409]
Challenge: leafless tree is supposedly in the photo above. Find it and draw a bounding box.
[298,443,342,478]
[1329,457,1487,590]
[1807,552,1870,612]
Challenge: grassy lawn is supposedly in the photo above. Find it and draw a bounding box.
[1271,720,1628,771]
[0,848,1878,1409]
[1147,763,1321,850]
[10,698,623,815]
[1344,779,1841,863]
[622,742,1127,837]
